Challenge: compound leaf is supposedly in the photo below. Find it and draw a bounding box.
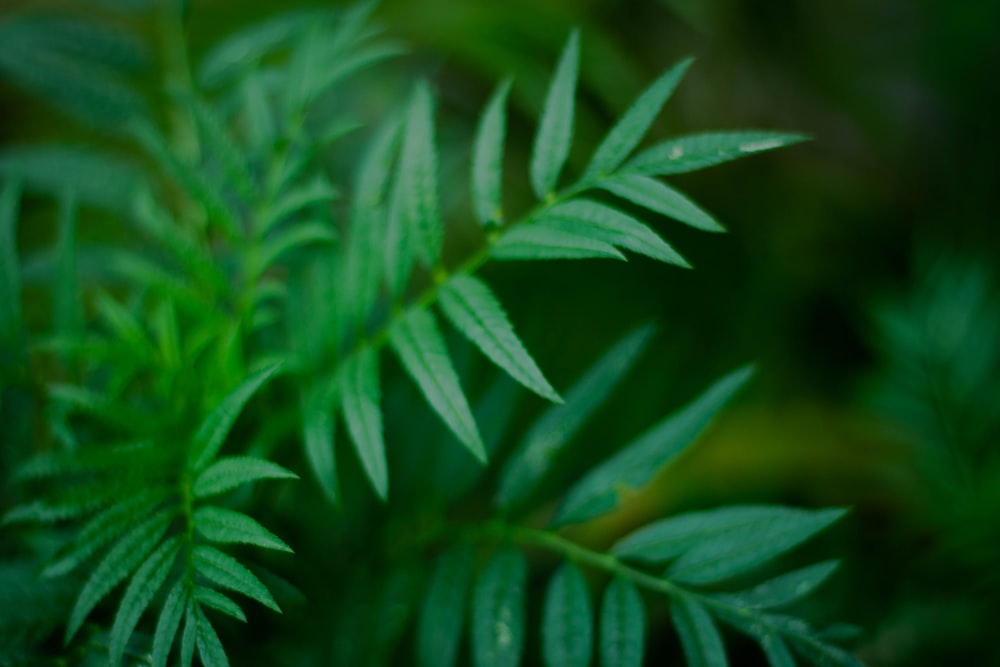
[598,174,724,233]
[599,577,645,667]
[542,562,593,667]
[390,307,485,462]
[439,274,560,403]
[339,346,388,500]
[531,30,579,198]
[585,57,694,179]
[472,549,527,667]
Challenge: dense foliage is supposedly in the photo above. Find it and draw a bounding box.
[0,2,865,666]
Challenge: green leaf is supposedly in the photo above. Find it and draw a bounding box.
[42,490,164,578]
[490,223,625,261]
[383,157,415,300]
[194,506,292,553]
[180,602,196,667]
[717,561,840,610]
[300,383,340,505]
[390,307,486,462]
[66,508,173,641]
[531,30,580,198]
[339,346,388,500]
[195,586,247,623]
[186,94,255,199]
[109,537,181,667]
[0,182,21,349]
[495,324,655,509]
[257,221,337,276]
[240,72,275,153]
[0,146,140,212]
[439,274,560,403]
[130,122,241,239]
[472,78,512,226]
[398,81,442,267]
[542,562,593,667]
[258,176,338,236]
[193,545,280,613]
[54,193,82,342]
[152,579,187,667]
[198,9,327,87]
[626,131,808,176]
[584,57,694,179]
[554,365,754,525]
[539,199,689,267]
[472,549,527,667]
[195,607,231,667]
[612,506,848,585]
[598,174,724,232]
[760,633,796,667]
[599,577,645,667]
[189,361,283,471]
[194,456,298,499]
[94,290,154,359]
[417,544,476,667]
[670,595,729,667]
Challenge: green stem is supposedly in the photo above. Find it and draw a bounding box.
[348,178,593,358]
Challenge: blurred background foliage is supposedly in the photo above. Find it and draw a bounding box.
[1,0,998,664]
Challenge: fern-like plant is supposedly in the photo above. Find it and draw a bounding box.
[0,2,862,665]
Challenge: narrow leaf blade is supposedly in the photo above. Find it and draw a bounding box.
[496,324,655,509]
[300,383,339,505]
[541,198,689,267]
[398,81,442,267]
[491,224,625,262]
[193,545,280,612]
[109,537,181,667]
[585,57,694,179]
[417,544,477,667]
[531,30,580,198]
[190,361,283,470]
[472,549,527,667]
[555,365,754,526]
[627,131,808,176]
[390,308,486,462]
[599,577,645,667]
[152,579,187,667]
[439,274,560,402]
[599,174,724,232]
[472,78,512,226]
[670,595,729,667]
[194,506,292,553]
[194,456,298,499]
[339,346,388,499]
[542,562,593,667]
